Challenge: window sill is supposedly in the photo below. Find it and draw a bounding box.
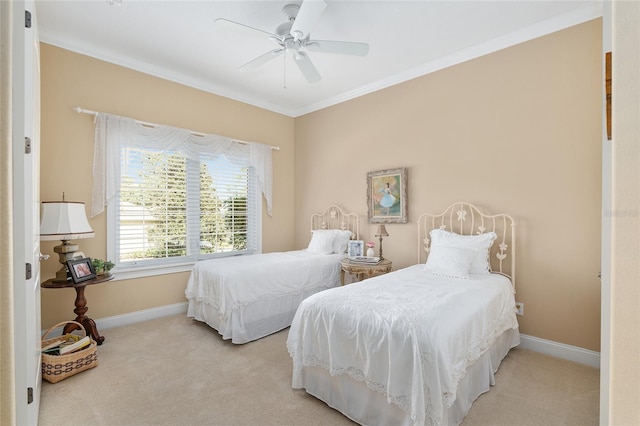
[109,251,260,281]
[110,262,195,281]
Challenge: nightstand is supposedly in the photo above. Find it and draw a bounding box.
[340,258,392,285]
[41,274,114,345]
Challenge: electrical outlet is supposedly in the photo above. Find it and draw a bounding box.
[515,302,524,316]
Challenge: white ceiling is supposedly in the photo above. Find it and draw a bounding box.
[35,0,602,117]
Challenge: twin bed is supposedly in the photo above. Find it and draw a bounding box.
[186,201,518,425]
[185,205,359,344]
[286,202,518,426]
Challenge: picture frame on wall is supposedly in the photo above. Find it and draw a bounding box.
[66,257,97,284]
[367,167,408,224]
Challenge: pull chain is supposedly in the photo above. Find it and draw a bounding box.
[283,52,287,89]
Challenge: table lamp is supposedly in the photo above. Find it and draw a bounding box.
[40,197,95,283]
[375,225,389,260]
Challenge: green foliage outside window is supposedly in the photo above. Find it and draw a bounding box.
[120,151,248,261]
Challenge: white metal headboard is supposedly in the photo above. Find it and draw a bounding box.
[417,202,516,289]
[310,205,360,240]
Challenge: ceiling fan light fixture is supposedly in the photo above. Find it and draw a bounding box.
[284,38,297,52]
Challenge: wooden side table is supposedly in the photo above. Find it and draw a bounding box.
[340,258,392,285]
[41,274,114,345]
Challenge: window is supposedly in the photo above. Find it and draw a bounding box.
[113,147,258,271]
[92,113,272,278]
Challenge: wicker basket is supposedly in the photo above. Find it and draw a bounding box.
[41,321,98,383]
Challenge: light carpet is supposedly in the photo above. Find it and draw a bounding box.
[39,314,599,426]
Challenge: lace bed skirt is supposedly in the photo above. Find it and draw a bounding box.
[294,328,520,426]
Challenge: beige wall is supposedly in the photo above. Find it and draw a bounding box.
[295,20,603,351]
[39,44,295,328]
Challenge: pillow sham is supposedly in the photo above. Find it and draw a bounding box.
[424,245,475,279]
[332,230,353,254]
[429,229,497,274]
[306,230,336,255]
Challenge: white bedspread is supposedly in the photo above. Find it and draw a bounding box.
[185,251,342,327]
[287,265,519,426]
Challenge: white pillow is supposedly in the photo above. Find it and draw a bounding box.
[307,230,336,255]
[332,230,353,254]
[429,229,497,274]
[424,245,475,279]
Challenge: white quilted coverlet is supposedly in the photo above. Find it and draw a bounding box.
[287,265,519,426]
[185,251,342,324]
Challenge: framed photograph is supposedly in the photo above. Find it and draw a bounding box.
[347,240,364,258]
[66,257,96,283]
[367,167,408,224]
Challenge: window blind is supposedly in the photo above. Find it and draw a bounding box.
[116,146,257,267]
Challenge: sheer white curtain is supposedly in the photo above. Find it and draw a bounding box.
[91,112,273,217]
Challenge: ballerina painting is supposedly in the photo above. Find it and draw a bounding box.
[378,182,397,215]
[367,167,408,224]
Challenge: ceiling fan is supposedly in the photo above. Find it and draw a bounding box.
[215,0,369,84]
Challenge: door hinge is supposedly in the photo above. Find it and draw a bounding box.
[27,387,33,404]
[25,10,32,29]
[26,263,32,280]
[25,137,31,154]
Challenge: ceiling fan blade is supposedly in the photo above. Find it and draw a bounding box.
[293,51,321,83]
[306,40,370,56]
[214,18,276,39]
[290,0,327,40]
[238,49,284,72]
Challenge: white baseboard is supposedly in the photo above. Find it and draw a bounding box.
[95,302,189,331]
[42,302,188,336]
[519,333,600,369]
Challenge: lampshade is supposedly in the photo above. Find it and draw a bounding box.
[375,225,389,237]
[40,201,95,240]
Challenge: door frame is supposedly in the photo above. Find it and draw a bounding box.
[12,1,41,424]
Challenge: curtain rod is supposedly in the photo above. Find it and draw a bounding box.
[73,107,280,151]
